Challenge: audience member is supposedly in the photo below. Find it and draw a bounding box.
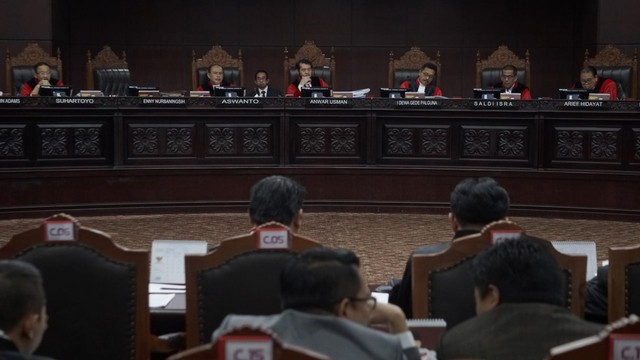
[436,235,604,360]
[0,260,52,360]
[492,64,532,99]
[212,247,421,360]
[399,62,442,96]
[246,70,282,97]
[389,177,510,318]
[196,64,231,95]
[286,59,329,97]
[19,62,64,97]
[249,175,306,233]
[584,265,609,324]
[573,65,618,100]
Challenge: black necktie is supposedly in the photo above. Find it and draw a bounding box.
[261,90,266,97]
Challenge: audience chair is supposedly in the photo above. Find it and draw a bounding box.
[283,40,336,92]
[5,42,63,96]
[192,45,243,90]
[184,222,321,348]
[388,47,441,88]
[608,243,640,322]
[412,220,586,329]
[86,45,130,96]
[0,213,150,360]
[584,44,638,99]
[548,314,640,360]
[476,45,530,88]
[168,327,329,360]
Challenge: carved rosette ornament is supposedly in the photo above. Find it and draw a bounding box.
[74,128,101,156]
[41,128,67,156]
[590,131,618,160]
[463,129,491,156]
[498,130,526,157]
[131,128,159,155]
[208,127,235,154]
[242,128,269,153]
[166,128,192,155]
[330,128,356,154]
[420,128,448,156]
[0,128,25,156]
[635,131,640,160]
[556,130,584,159]
[300,127,326,154]
[386,128,414,155]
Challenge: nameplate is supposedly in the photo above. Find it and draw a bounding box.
[140,98,187,106]
[305,98,354,107]
[217,98,264,107]
[610,334,640,360]
[219,336,272,360]
[471,100,518,109]
[0,97,22,106]
[561,100,610,110]
[43,220,75,241]
[256,228,289,249]
[48,97,101,106]
[394,99,441,108]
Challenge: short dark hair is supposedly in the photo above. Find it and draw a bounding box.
[254,70,269,80]
[473,235,564,306]
[420,62,438,74]
[296,59,312,70]
[450,177,510,227]
[33,62,50,72]
[281,247,362,312]
[501,64,518,74]
[207,64,223,73]
[581,65,598,77]
[249,175,306,227]
[0,260,46,332]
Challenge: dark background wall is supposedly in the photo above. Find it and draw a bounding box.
[1,0,638,98]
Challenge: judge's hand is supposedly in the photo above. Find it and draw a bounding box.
[299,76,312,87]
[369,302,409,334]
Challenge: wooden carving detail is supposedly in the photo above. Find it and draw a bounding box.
[6,42,62,67]
[585,44,636,67]
[390,47,440,69]
[477,45,529,69]
[192,45,243,89]
[284,40,333,66]
[87,46,127,69]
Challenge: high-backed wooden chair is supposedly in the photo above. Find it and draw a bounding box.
[388,47,441,88]
[0,213,150,360]
[476,45,530,88]
[184,222,321,347]
[86,45,130,96]
[5,42,63,96]
[192,45,243,90]
[412,220,586,329]
[283,40,336,91]
[548,314,640,360]
[608,243,640,322]
[169,327,329,360]
[584,44,638,99]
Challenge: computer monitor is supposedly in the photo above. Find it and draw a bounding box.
[379,88,407,98]
[301,87,332,98]
[558,88,589,100]
[127,86,160,97]
[473,88,503,100]
[39,86,73,97]
[213,87,245,97]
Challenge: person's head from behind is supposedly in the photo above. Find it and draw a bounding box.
[418,62,438,86]
[472,235,565,315]
[249,175,306,232]
[296,59,313,78]
[500,64,518,89]
[280,247,375,326]
[254,70,270,90]
[0,260,48,355]
[207,64,224,85]
[579,66,599,90]
[33,62,51,82]
[449,177,510,231]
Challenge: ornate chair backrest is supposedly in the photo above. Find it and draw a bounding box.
[283,40,336,92]
[86,45,130,96]
[584,44,638,99]
[5,42,63,96]
[476,45,530,89]
[192,45,243,90]
[388,47,441,88]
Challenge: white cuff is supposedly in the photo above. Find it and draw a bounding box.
[396,330,417,349]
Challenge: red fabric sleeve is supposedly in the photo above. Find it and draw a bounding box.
[399,81,410,89]
[521,88,532,100]
[601,79,618,100]
[434,87,443,97]
[286,83,300,97]
[19,83,33,97]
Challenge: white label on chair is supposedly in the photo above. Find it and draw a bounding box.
[221,337,273,360]
[256,229,289,249]
[490,230,521,244]
[43,221,74,241]
[610,334,640,360]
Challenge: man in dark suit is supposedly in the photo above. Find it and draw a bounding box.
[0,260,52,360]
[389,177,510,318]
[437,235,604,360]
[213,247,421,360]
[246,70,282,97]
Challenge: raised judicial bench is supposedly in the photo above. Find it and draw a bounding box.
[1,97,639,219]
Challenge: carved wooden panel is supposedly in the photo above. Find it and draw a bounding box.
[460,125,529,159]
[292,121,363,164]
[550,126,622,165]
[128,124,195,157]
[206,125,273,156]
[0,125,26,158]
[632,128,640,162]
[38,124,105,158]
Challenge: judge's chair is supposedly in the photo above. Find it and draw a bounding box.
[283,40,336,92]
[0,213,150,360]
[184,222,321,348]
[192,45,243,90]
[584,44,638,99]
[412,220,587,329]
[476,45,530,88]
[168,327,329,360]
[388,47,441,88]
[86,45,130,96]
[5,42,63,96]
[608,243,640,322]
